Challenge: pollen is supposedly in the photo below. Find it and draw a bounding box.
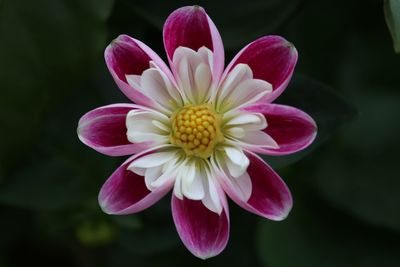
[170,104,223,158]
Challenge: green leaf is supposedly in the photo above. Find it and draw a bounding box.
[384,0,400,53]
[262,75,357,169]
[257,194,400,267]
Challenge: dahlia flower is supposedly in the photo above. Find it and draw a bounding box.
[78,5,317,259]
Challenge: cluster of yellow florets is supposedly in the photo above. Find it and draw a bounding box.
[170,104,222,158]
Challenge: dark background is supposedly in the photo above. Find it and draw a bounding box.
[1,0,399,266]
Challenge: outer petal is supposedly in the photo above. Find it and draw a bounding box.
[172,189,229,259]
[216,151,292,221]
[99,147,174,215]
[105,34,176,106]
[163,6,224,84]
[77,104,150,156]
[243,104,317,155]
[223,35,297,103]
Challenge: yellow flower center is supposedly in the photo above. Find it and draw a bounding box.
[170,104,223,159]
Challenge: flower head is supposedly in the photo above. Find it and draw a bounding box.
[78,5,317,259]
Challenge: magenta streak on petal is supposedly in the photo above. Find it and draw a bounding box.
[224,35,298,103]
[105,35,177,108]
[78,104,151,156]
[217,151,293,221]
[99,151,173,215]
[163,6,213,60]
[244,151,292,220]
[242,103,317,155]
[107,36,151,82]
[172,196,229,259]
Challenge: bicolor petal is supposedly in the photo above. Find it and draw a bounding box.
[172,193,229,259]
[105,35,176,108]
[224,35,298,103]
[243,104,317,155]
[99,148,174,215]
[77,104,150,156]
[214,151,292,221]
[163,6,224,84]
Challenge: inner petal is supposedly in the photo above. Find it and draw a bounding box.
[172,46,214,104]
[215,64,272,112]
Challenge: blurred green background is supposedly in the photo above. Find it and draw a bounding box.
[1,0,400,266]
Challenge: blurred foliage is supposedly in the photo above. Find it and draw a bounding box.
[384,0,400,53]
[0,0,399,266]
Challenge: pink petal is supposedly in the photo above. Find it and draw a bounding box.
[99,150,173,215]
[224,35,297,103]
[243,104,317,155]
[163,6,224,83]
[172,195,229,259]
[219,151,292,221]
[105,34,176,105]
[77,104,151,156]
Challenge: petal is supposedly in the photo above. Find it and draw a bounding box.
[105,35,176,108]
[127,151,177,170]
[171,194,229,259]
[126,66,182,112]
[99,148,173,215]
[171,46,214,104]
[77,104,150,156]
[126,108,170,145]
[224,146,249,178]
[181,162,205,201]
[243,104,317,155]
[214,151,292,221]
[224,36,298,103]
[163,6,224,84]
[201,170,224,214]
[216,64,272,112]
[223,110,279,152]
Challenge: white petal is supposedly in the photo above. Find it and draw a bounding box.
[150,168,177,191]
[225,157,246,178]
[212,152,252,203]
[226,127,245,139]
[126,74,141,88]
[152,120,169,132]
[140,68,176,109]
[128,151,177,169]
[149,61,183,102]
[224,146,249,173]
[216,64,253,110]
[172,46,213,104]
[240,131,279,149]
[127,132,169,144]
[222,79,272,111]
[202,167,223,215]
[231,171,252,202]
[198,46,214,72]
[144,166,163,190]
[182,162,205,200]
[126,109,169,145]
[173,170,184,200]
[225,112,266,128]
[194,63,212,103]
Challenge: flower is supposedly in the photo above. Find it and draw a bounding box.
[77,5,317,259]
